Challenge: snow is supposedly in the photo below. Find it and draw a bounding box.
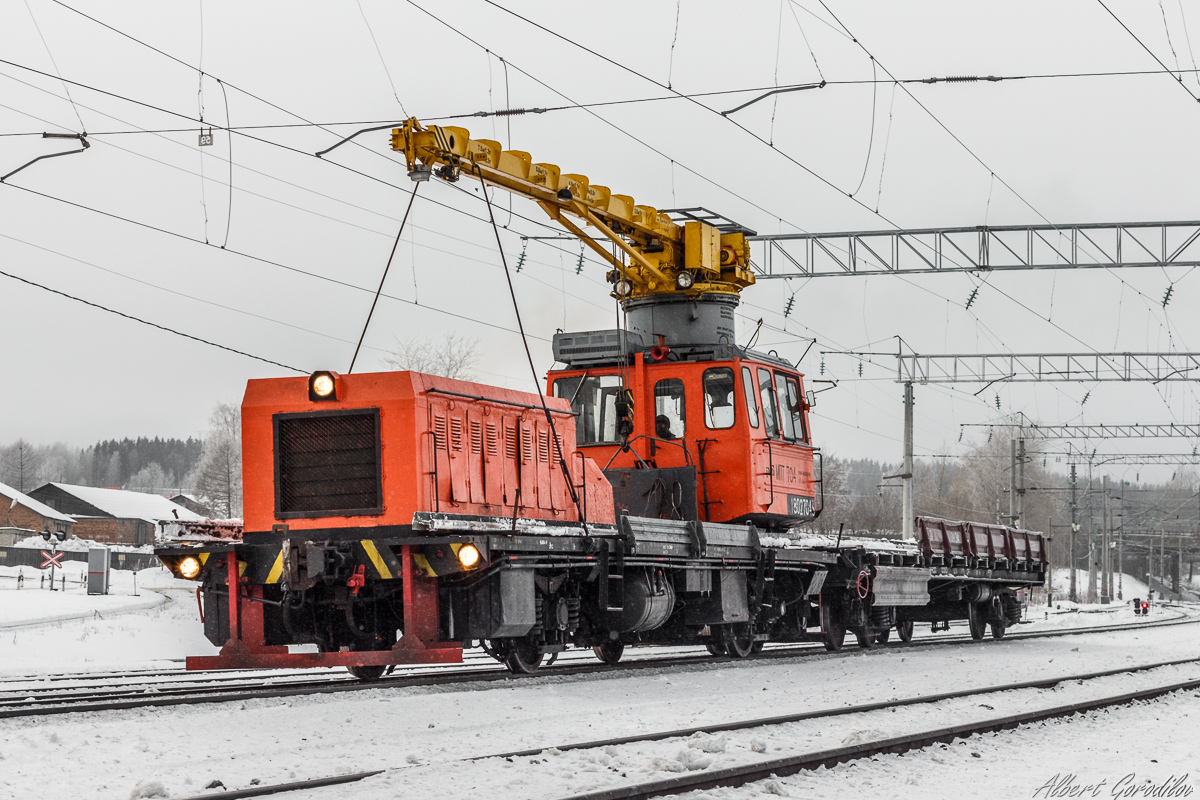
[41,483,204,523]
[0,480,74,523]
[0,563,215,675]
[699,684,1200,800]
[0,589,1195,799]
[10,534,153,554]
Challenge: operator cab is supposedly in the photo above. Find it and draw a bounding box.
[548,330,821,531]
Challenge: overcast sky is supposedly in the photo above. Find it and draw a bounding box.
[3,0,1200,484]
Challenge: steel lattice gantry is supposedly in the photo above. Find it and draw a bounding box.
[896,352,1200,384]
[1056,452,1200,466]
[963,423,1200,439]
[751,220,1200,277]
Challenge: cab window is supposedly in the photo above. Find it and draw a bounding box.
[741,367,759,428]
[773,372,797,440]
[784,375,808,443]
[757,368,780,439]
[703,368,735,429]
[553,374,622,445]
[654,378,686,439]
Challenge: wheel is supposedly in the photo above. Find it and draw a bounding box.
[895,619,914,643]
[820,597,846,652]
[346,664,387,681]
[750,641,765,655]
[876,627,891,644]
[705,640,727,656]
[592,641,625,665]
[503,641,544,674]
[967,602,987,640]
[724,624,755,658]
[990,620,1007,640]
[854,626,875,649]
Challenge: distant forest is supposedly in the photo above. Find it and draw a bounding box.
[1,437,205,494]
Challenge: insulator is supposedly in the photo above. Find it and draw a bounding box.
[858,362,863,377]
[995,393,1001,409]
[958,427,963,443]
[516,245,527,273]
[966,287,979,309]
[576,248,585,275]
[987,430,993,443]
[1163,285,1174,307]
[1082,391,1090,406]
[784,295,795,317]
[820,357,825,375]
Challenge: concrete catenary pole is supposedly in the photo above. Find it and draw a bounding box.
[1069,464,1078,603]
[1016,438,1026,529]
[901,382,914,541]
[1101,476,1111,604]
[1009,439,1017,527]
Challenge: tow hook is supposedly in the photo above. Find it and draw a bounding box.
[347,564,366,595]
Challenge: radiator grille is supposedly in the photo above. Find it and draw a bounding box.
[275,409,382,517]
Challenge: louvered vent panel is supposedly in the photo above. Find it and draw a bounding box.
[276,410,381,517]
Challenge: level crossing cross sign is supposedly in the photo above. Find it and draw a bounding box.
[40,550,64,569]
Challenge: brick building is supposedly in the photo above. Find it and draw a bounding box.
[169,493,213,517]
[0,480,75,546]
[28,483,202,546]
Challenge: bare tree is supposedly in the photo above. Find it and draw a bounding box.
[195,403,242,519]
[127,462,173,494]
[383,333,481,380]
[1,439,42,491]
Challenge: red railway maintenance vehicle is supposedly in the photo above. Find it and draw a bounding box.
[156,119,1048,677]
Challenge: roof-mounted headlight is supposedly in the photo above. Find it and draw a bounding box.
[309,371,339,402]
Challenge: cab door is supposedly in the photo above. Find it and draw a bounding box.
[750,366,816,516]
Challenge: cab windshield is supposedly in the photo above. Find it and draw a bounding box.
[553,374,622,445]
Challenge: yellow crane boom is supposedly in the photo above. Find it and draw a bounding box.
[389,118,755,301]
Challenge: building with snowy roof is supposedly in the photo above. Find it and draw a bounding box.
[169,493,213,517]
[28,483,202,546]
[0,480,75,546]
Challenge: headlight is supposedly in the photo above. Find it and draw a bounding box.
[178,556,201,579]
[308,371,339,401]
[457,544,482,569]
[675,271,695,290]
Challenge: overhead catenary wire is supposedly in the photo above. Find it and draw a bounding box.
[21,0,85,133]
[349,183,420,373]
[1094,0,1200,102]
[0,265,305,373]
[474,166,585,522]
[0,76,615,333]
[5,66,1200,142]
[21,3,1200,441]
[356,0,410,116]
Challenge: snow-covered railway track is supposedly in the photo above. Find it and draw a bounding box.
[174,656,1200,800]
[3,610,1195,720]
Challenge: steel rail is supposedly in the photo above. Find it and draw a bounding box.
[176,654,1200,800]
[4,609,1194,720]
[559,676,1200,800]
